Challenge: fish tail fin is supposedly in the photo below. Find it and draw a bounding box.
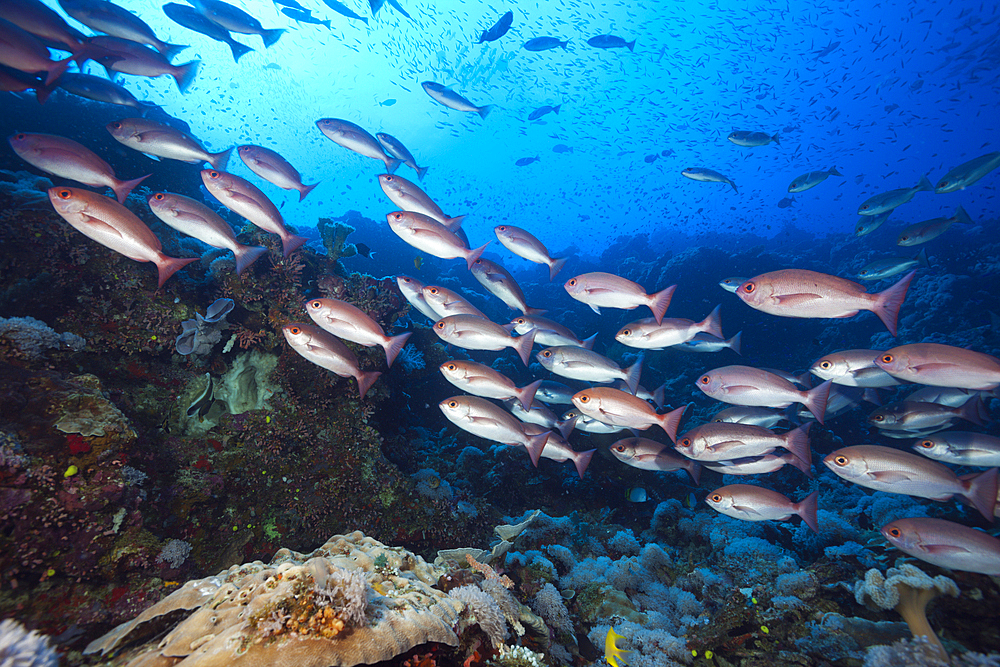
[523,307,547,317]
[787,452,813,477]
[560,39,570,50]
[795,491,820,533]
[557,415,577,440]
[416,165,429,180]
[783,422,812,470]
[873,269,916,336]
[572,449,596,479]
[685,460,702,486]
[136,101,160,117]
[862,388,882,406]
[445,214,466,231]
[478,105,494,120]
[915,247,929,268]
[828,166,843,177]
[649,284,676,324]
[210,147,233,171]
[803,380,832,424]
[44,55,73,86]
[35,83,54,105]
[700,304,723,339]
[553,105,561,114]
[512,327,536,367]
[360,17,369,24]
[233,244,268,275]
[548,256,569,281]
[657,405,686,443]
[261,28,285,48]
[281,234,309,258]
[581,332,597,350]
[228,40,254,63]
[356,370,382,400]
[624,357,643,395]
[298,181,320,201]
[155,255,197,288]
[954,204,973,225]
[729,180,739,194]
[963,467,998,521]
[382,332,412,368]
[465,242,489,270]
[957,395,986,427]
[917,173,934,192]
[517,379,544,412]
[386,157,403,173]
[727,331,742,355]
[652,382,665,409]
[627,40,636,51]
[160,43,189,61]
[112,173,151,203]
[771,133,780,145]
[174,60,200,93]
[322,19,332,28]
[524,430,549,467]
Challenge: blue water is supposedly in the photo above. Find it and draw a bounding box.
[51,0,1000,263]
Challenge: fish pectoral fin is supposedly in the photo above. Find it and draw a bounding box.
[731,504,761,516]
[922,544,973,556]
[589,304,602,315]
[912,362,959,373]
[706,439,744,451]
[720,384,762,395]
[868,471,916,483]
[774,293,823,305]
[82,214,125,239]
[228,192,262,207]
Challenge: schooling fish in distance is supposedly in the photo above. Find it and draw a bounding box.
[858,174,933,215]
[587,34,635,51]
[421,81,493,119]
[788,167,842,193]
[477,10,512,43]
[727,130,779,147]
[682,167,738,193]
[320,0,369,24]
[524,36,569,51]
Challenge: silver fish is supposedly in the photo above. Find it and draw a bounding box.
[432,314,536,366]
[787,167,842,193]
[282,323,380,399]
[305,297,412,368]
[823,445,998,520]
[521,423,594,479]
[935,152,1000,193]
[675,422,811,465]
[610,437,701,483]
[386,211,487,269]
[703,452,811,477]
[727,130,779,147]
[396,275,440,322]
[711,406,788,428]
[697,365,832,423]
[809,349,901,387]
[0,16,73,85]
[422,285,487,319]
[87,35,198,93]
[564,272,675,324]
[58,0,184,57]
[706,485,819,533]
[875,343,1000,390]
[147,191,265,275]
[421,81,492,119]
[858,248,928,280]
[535,380,576,405]
[378,174,464,230]
[9,131,149,203]
[857,174,933,216]
[237,145,318,201]
[316,119,402,172]
[537,346,641,393]
[509,315,594,349]
[882,517,1000,575]
[719,277,747,293]
[493,224,568,280]
[48,186,195,288]
[571,387,686,442]
[200,169,307,257]
[107,118,230,169]
[190,0,283,46]
[615,306,721,350]
[470,257,544,315]
[897,206,972,246]
[674,331,742,354]
[376,133,427,180]
[439,395,549,465]
[439,360,542,412]
[681,167,738,193]
[855,210,892,236]
[559,409,625,434]
[867,400,982,432]
[913,432,1000,468]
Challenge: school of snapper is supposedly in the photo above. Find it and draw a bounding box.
[4,0,1000,580]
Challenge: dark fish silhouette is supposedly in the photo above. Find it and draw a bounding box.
[163,3,255,63]
[515,156,539,166]
[321,0,368,24]
[355,242,374,258]
[524,36,568,51]
[478,10,512,43]
[587,34,635,51]
[282,7,330,27]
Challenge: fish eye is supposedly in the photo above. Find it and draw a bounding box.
[448,401,458,408]
[428,287,438,294]
[940,180,949,187]
[709,494,722,502]
[310,300,321,308]
[743,282,755,293]
[289,326,301,334]
[209,171,220,178]
[111,122,121,129]
[900,235,909,241]
[541,350,552,357]
[861,204,869,210]
[15,133,25,139]
[679,437,691,447]
[872,414,884,422]
[833,455,849,466]
[515,318,525,325]
[918,440,933,448]
[888,527,901,537]
[613,444,625,452]
[58,189,72,199]
[567,278,577,286]
[621,329,631,336]
[820,360,832,369]
[578,395,590,403]
[392,213,403,220]
[497,226,506,232]
[698,376,710,385]
[154,193,165,200]
[474,259,483,264]
[384,175,393,182]
[434,322,444,329]
[881,354,893,364]
[446,363,457,370]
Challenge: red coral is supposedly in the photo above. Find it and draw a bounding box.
[65,434,91,455]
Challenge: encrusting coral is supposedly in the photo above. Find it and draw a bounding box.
[855,562,960,659]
